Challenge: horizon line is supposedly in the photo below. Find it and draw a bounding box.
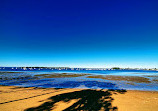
[0,66,157,69]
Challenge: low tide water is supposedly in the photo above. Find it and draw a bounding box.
[0,69,158,91]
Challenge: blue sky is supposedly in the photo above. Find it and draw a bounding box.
[0,0,158,68]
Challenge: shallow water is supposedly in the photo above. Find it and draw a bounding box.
[0,70,158,91]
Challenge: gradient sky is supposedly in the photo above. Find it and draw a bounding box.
[0,0,158,68]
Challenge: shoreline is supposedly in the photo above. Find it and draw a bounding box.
[0,71,157,91]
[1,85,158,92]
[0,85,158,111]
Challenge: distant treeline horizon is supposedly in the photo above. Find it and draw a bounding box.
[0,67,157,70]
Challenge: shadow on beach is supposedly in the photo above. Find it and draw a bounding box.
[25,89,126,111]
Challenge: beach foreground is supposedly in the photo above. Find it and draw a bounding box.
[0,86,158,111]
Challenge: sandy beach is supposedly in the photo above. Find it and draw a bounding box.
[0,86,157,111]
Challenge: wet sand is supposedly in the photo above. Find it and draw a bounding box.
[0,86,158,111]
[34,73,90,78]
[87,75,151,83]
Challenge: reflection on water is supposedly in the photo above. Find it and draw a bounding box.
[0,70,158,91]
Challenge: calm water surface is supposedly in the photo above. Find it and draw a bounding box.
[0,70,158,91]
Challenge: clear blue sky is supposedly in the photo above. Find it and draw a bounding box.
[0,0,158,68]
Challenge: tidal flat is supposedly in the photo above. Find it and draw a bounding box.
[34,73,90,78]
[87,75,151,83]
[0,70,158,91]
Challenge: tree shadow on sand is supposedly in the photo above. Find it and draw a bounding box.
[25,89,126,111]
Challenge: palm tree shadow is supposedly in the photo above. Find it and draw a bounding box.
[25,89,126,111]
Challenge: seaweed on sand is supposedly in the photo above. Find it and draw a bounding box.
[87,75,151,83]
[34,73,90,78]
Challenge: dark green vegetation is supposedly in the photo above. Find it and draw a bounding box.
[111,67,120,70]
[87,75,151,83]
[34,73,90,78]
[25,89,126,111]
